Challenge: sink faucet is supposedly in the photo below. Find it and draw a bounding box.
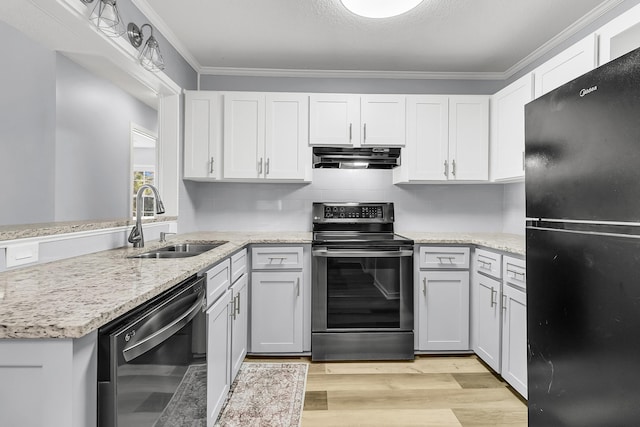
[128,184,165,248]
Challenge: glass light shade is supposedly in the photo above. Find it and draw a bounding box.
[139,36,165,72]
[340,0,424,18]
[90,0,125,37]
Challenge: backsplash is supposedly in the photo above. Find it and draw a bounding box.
[179,170,525,235]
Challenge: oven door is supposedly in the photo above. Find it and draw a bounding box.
[312,246,414,332]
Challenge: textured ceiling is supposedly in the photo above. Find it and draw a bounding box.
[138,0,615,77]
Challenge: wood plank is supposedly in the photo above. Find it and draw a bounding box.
[302,408,463,426]
[452,408,528,426]
[306,373,461,391]
[451,372,507,389]
[322,356,488,375]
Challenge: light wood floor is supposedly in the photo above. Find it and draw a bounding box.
[248,355,527,426]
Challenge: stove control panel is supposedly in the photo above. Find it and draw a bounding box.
[323,205,383,219]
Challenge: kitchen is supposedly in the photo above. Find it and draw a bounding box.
[1,0,640,426]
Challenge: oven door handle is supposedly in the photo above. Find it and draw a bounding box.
[122,291,205,362]
[312,248,414,258]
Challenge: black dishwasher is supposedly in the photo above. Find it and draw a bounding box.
[97,275,206,427]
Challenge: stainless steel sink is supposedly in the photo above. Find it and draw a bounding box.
[129,241,228,259]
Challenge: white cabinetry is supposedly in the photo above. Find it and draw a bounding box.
[472,248,503,373]
[205,249,249,426]
[224,92,310,181]
[184,90,222,180]
[501,256,527,398]
[490,74,533,182]
[250,246,306,353]
[534,34,597,98]
[598,3,640,66]
[394,95,488,183]
[415,246,470,351]
[309,94,406,147]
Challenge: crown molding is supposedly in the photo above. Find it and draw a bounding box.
[503,0,624,79]
[131,0,201,73]
[198,66,506,80]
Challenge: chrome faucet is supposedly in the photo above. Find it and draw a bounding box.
[128,184,165,248]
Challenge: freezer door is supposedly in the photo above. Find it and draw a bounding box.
[527,227,640,426]
[525,47,640,222]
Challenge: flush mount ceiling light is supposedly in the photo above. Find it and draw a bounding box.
[340,0,424,18]
[81,0,125,37]
[127,23,166,72]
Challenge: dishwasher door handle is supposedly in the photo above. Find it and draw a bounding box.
[122,291,205,362]
[312,248,414,258]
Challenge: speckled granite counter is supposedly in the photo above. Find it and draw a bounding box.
[0,231,311,339]
[0,231,524,339]
[403,232,525,256]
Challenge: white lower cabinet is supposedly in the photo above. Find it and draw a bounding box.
[230,273,248,381]
[417,270,470,351]
[250,270,303,353]
[501,281,528,398]
[416,246,471,351]
[473,273,502,372]
[206,290,232,427]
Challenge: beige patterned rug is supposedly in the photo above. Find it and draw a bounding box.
[216,362,308,427]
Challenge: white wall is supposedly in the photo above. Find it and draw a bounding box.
[180,169,508,233]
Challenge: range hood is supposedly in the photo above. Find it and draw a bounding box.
[312,147,401,169]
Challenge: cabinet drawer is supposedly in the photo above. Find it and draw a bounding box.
[231,249,247,283]
[251,246,303,270]
[475,248,502,279]
[503,256,526,289]
[206,258,231,304]
[418,246,470,269]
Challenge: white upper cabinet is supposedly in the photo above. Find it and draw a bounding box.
[395,95,488,183]
[184,91,222,180]
[449,96,489,181]
[597,3,640,66]
[490,74,533,182]
[309,94,406,147]
[224,92,310,181]
[533,34,597,98]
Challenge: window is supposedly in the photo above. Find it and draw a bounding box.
[131,125,158,219]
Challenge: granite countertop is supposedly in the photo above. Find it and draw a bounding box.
[0,231,524,340]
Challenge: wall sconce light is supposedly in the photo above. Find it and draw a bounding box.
[81,0,125,37]
[127,23,166,72]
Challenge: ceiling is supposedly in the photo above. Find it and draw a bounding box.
[137,0,617,79]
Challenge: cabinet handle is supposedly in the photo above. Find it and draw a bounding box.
[452,159,456,177]
[230,298,236,320]
[266,158,270,175]
[444,160,448,177]
[235,294,241,316]
[436,256,455,265]
[490,287,496,307]
[479,260,492,270]
[209,157,214,174]
[268,256,286,264]
[502,294,507,314]
[363,123,367,142]
[349,123,352,142]
[522,151,525,171]
[422,277,427,297]
[296,278,300,297]
[258,157,263,174]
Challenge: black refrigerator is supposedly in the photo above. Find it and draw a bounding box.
[526,46,640,426]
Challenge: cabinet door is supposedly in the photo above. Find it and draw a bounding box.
[206,291,232,427]
[448,96,489,181]
[405,95,449,181]
[491,74,533,181]
[230,273,248,382]
[251,271,303,353]
[223,92,265,179]
[417,271,469,351]
[265,93,309,180]
[360,95,406,146]
[206,258,231,305]
[184,90,221,180]
[309,94,359,146]
[534,34,596,98]
[501,283,527,398]
[598,4,640,66]
[473,273,501,372]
